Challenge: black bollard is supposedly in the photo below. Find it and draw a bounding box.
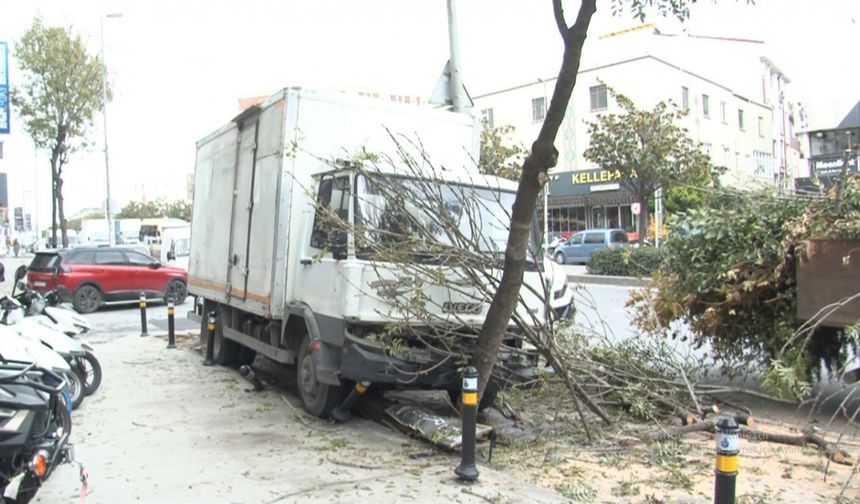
[203,311,216,366]
[166,297,176,349]
[139,292,149,337]
[331,381,371,423]
[454,366,479,482]
[714,416,739,504]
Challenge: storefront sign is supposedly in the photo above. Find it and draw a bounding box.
[571,168,622,185]
[811,155,858,179]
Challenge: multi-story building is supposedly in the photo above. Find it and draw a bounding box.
[473,24,802,235]
[795,101,860,191]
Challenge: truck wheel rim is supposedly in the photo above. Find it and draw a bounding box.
[299,355,318,400]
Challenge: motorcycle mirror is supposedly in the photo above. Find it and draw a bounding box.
[14,265,27,283]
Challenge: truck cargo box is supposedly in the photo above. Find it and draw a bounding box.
[188,88,479,319]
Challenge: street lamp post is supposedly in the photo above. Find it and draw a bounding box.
[100,13,122,246]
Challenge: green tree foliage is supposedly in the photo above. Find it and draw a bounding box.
[162,199,192,221]
[629,176,860,391]
[11,17,107,248]
[116,199,191,221]
[583,89,717,235]
[478,125,525,182]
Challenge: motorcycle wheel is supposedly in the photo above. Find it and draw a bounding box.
[74,351,103,396]
[55,394,73,435]
[61,370,85,410]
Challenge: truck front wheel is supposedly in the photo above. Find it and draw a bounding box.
[297,336,341,418]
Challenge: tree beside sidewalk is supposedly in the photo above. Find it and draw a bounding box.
[583,89,717,237]
[11,17,108,248]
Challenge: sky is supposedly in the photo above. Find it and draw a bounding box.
[0,0,857,233]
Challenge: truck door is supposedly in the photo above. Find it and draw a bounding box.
[225,114,261,301]
[297,174,351,319]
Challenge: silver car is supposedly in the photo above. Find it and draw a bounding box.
[553,228,629,265]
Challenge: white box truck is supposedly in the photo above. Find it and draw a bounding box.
[188,87,572,418]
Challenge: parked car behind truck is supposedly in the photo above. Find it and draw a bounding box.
[27,247,187,313]
[188,88,572,418]
[553,228,630,265]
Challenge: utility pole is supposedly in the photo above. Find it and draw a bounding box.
[446,0,465,113]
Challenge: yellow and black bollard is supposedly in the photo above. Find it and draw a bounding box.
[166,297,176,349]
[714,416,739,504]
[454,366,479,482]
[203,311,216,366]
[331,381,371,423]
[139,292,149,337]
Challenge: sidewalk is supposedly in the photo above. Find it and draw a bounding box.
[34,333,566,504]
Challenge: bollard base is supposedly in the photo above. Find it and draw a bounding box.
[203,358,215,366]
[140,332,149,338]
[166,343,177,349]
[454,463,479,482]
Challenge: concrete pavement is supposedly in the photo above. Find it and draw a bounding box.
[34,330,566,503]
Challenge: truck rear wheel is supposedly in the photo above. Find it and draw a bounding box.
[212,313,240,366]
[297,336,341,418]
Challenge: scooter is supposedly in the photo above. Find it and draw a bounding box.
[0,300,87,410]
[11,266,92,337]
[9,268,101,399]
[0,360,73,503]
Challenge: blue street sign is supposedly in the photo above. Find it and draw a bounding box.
[0,41,9,134]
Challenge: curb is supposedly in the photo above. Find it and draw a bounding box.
[567,274,651,288]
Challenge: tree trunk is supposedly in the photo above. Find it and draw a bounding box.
[50,153,59,249]
[472,0,597,400]
[638,196,649,243]
[57,173,67,248]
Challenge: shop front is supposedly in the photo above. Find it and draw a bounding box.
[539,168,637,237]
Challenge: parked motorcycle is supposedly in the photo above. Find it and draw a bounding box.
[0,360,73,503]
[0,300,87,410]
[10,267,101,398]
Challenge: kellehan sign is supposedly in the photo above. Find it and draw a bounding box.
[571,169,622,185]
[548,168,632,198]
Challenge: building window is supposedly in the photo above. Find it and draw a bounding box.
[681,86,690,111]
[754,150,773,176]
[738,109,745,131]
[532,97,546,122]
[701,143,712,157]
[480,108,494,129]
[758,116,764,137]
[589,85,607,111]
[702,95,710,118]
[720,101,727,123]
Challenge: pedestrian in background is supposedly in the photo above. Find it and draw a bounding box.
[13,239,20,258]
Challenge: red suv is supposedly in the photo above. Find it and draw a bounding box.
[27,247,188,314]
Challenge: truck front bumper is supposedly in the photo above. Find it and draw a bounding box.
[339,330,537,389]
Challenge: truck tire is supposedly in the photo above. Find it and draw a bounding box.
[212,317,240,366]
[297,336,341,418]
[237,345,257,367]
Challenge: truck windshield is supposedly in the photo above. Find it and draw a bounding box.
[355,174,534,261]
